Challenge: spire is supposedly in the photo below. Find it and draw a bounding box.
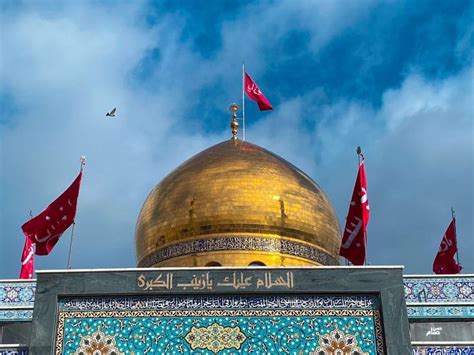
[229,103,239,140]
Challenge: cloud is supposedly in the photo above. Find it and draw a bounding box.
[250,66,473,273]
[0,1,204,274]
[0,1,472,277]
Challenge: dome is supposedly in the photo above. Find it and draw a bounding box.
[135,139,341,267]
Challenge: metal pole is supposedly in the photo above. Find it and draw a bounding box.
[242,62,246,141]
[451,207,460,268]
[66,222,76,269]
[66,156,85,269]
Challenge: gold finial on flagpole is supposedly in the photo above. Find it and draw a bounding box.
[229,103,239,141]
[80,155,86,172]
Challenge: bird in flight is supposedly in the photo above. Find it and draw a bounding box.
[106,108,116,117]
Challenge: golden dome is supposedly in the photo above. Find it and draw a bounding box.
[135,139,341,267]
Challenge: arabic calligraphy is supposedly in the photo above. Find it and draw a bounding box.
[439,233,452,253]
[137,273,173,290]
[246,83,262,95]
[426,326,442,336]
[176,273,213,290]
[59,294,377,312]
[137,271,295,291]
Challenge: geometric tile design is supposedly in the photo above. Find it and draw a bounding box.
[404,277,473,303]
[0,350,29,355]
[412,346,474,354]
[407,305,474,318]
[0,281,35,322]
[185,323,247,352]
[56,294,385,354]
[59,312,381,354]
[0,309,34,321]
[0,281,36,308]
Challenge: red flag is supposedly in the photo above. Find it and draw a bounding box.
[339,159,370,265]
[19,237,34,279]
[244,72,273,111]
[433,218,462,274]
[21,172,82,255]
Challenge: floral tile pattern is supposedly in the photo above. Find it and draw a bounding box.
[404,277,473,303]
[412,346,474,354]
[56,294,384,354]
[407,305,474,318]
[0,309,33,321]
[73,329,123,355]
[185,323,246,353]
[313,325,367,355]
[59,313,380,354]
[0,281,36,308]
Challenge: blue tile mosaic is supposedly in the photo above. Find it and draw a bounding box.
[404,277,473,303]
[0,309,33,321]
[0,281,35,308]
[0,350,29,355]
[407,305,474,318]
[412,346,474,354]
[60,314,379,354]
[55,294,384,354]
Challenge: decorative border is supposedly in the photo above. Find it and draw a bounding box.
[138,236,339,267]
[59,294,379,311]
[55,308,384,354]
[0,309,33,321]
[404,277,473,304]
[0,349,29,355]
[0,282,36,308]
[412,346,474,354]
[407,305,474,318]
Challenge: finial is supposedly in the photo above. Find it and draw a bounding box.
[80,155,86,172]
[229,103,239,140]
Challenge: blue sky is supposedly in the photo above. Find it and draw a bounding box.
[0,0,472,278]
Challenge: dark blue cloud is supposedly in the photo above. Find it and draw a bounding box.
[265,0,472,107]
[0,92,22,129]
[144,0,253,58]
[133,0,472,134]
[129,47,162,89]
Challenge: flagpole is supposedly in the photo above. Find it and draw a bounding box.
[242,61,246,141]
[66,156,85,269]
[451,207,460,268]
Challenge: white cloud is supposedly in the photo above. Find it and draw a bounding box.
[248,67,473,273]
[0,2,216,274]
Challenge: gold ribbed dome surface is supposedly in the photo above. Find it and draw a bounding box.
[135,139,341,267]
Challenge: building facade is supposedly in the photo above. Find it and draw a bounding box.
[1,122,472,354]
